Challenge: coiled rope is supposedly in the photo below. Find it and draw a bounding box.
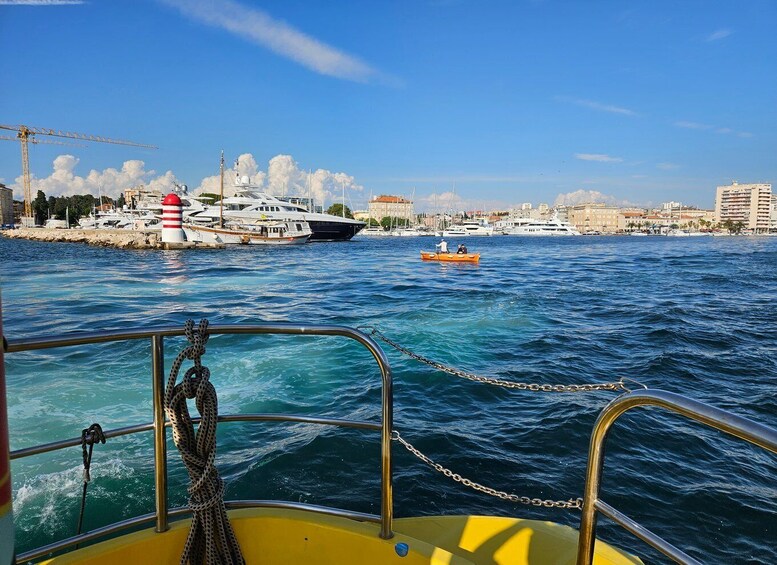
[164,319,245,565]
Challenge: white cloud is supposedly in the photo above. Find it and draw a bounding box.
[0,0,84,4]
[556,96,637,116]
[194,153,363,210]
[706,29,732,42]
[11,152,365,212]
[575,153,623,163]
[674,120,751,138]
[656,162,680,170]
[9,155,180,200]
[554,190,633,207]
[159,0,390,84]
[674,120,712,130]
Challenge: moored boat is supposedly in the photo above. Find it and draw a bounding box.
[442,221,494,237]
[420,251,480,263]
[183,219,311,245]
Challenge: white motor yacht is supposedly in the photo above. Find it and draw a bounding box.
[443,220,494,237]
[188,175,365,241]
[666,229,710,237]
[390,227,424,236]
[358,226,391,236]
[502,218,581,236]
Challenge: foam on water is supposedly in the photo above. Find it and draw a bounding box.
[1,235,776,563]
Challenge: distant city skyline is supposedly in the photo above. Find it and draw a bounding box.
[1,1,775,211]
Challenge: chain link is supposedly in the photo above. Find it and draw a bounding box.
[392,431,583,510]
[366,328,641,393]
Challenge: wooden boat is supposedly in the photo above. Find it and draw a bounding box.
[183,220,311,245]
[420,251,480,263]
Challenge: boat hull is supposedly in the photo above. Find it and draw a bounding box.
[39,508,642,564]
[308,219,364,241]
[183,225,310,245]
[421,251,480,263]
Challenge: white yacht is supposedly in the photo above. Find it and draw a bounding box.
[666,229,710,237]
[443,220,494,237]
[187,175,365,241]
[390,227,424,236]
[359,226,391,236]
[501,218,581,236]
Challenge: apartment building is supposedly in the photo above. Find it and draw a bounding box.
[715,181,772,233]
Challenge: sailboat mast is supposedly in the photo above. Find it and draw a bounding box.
[341,181,345,218]
[219,150,225,227]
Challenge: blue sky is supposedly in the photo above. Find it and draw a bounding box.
[1,0,775,211]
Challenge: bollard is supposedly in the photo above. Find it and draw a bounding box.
[161,193,185,243]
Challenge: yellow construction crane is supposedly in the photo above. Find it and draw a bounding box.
[0,124,156,224]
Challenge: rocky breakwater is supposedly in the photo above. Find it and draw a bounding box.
[2,228,161,249]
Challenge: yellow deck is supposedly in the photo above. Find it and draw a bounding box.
[40,508,642,564]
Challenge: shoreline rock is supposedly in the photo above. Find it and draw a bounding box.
[1,228,161,249]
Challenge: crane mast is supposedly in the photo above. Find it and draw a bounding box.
[19,128,31,219]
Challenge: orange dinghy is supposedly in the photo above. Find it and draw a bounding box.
[420,251,480,263]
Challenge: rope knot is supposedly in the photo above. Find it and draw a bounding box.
[164,319,245,565]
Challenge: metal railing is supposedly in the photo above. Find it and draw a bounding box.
[5,323,393,562]
[575,389,777,565]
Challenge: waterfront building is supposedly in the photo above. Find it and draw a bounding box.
[618,209,647,232]
[368,195,414,224]
[715,181,772,234]
[0,183,13,227]
[771,196,777,233]
[568,203,620,233]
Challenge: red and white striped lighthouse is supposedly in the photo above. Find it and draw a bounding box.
[161,193,185,243]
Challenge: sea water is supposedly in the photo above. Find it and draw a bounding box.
[1,234,775,563]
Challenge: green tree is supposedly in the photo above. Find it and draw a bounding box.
[326,203,353,218]
[366,218,381,227]
[32,190,48,225]
[380,216,409,229]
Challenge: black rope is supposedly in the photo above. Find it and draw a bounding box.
[165,319,245,565]
[76,423,106,538]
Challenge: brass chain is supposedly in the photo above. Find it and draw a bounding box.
[366,328,641,393]
[393,431,583,510]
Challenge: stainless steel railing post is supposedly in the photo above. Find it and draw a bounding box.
[378,344,393,540]
[151,334,169,533]
[576,389,777,565]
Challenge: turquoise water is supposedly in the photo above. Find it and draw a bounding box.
[1,234,776,563]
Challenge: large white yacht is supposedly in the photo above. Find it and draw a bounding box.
[442,220,494,237]
[188,175,365,241]
[501,218,581,236]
